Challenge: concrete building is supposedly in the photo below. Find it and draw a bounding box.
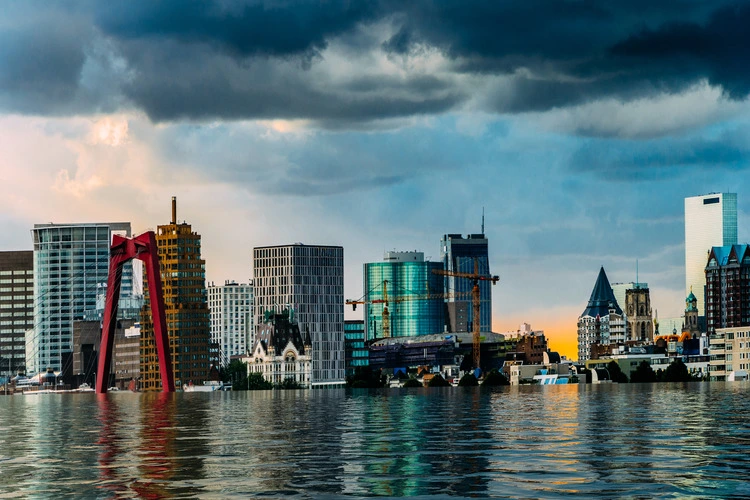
[709,326,750,381]
[705,244,750,336]
[685,193,737,316]
[0,251,33,375]
[140,198,212,391]
[253,243,345,386]
[29,222,132,376]
[577,267,625,363]
[208,280,254,366]
[362,251,444,341]
[441,234,492,333]
[72,319,140,389]
[244,310,312,387]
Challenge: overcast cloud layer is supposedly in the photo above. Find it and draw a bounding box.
[1,1,750,357]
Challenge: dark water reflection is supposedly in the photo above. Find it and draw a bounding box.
[1,383,749,498]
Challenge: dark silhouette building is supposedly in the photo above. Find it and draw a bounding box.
[705,244,750,335]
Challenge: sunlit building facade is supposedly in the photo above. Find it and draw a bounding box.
[140,198,211,390]
[363,251,444,341]
[208,280,254,365]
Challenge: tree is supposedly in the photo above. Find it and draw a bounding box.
[607,360,629,383]
[346,367,387,388]
[458,373,479,387]
[276,377,303,390]
[220,359,249,390]
[246,372,273,390]
[428,374,451,387]
[402,378,423,388]
[664,359,692,382]
[630,360,657,383]
[481,369,510,386]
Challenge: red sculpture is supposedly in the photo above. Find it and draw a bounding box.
[96,232,174,393]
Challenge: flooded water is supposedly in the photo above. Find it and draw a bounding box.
[1,383,749,498]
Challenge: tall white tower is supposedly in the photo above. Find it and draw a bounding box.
[684,193,737,315]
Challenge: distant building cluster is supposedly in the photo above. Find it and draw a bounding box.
[577,192,750,382]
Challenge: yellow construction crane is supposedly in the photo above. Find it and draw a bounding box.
[346,280,471,339]
[432,259,499,370]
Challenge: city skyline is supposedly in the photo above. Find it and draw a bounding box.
[2,2,750,360]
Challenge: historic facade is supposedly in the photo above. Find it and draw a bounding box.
[625,286,653,342]
[705,244,750,335]
[243,310,312,387]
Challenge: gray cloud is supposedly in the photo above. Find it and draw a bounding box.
[0,0,748,128]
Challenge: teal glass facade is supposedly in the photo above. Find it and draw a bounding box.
[363,261,445,341]
[345,320,368,375]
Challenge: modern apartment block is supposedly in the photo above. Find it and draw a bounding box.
[577,267,625,362]
[253,243,344,386]
[362,251,444,341]
[685,193,737,315]
[705,244,750,335]
[30,222,132,375]
[709,326,750,381]
[344,319,368,376]
[441,234,492,333]
[140,198,212,390]
[208,280,254,365]
[0,251,33,375]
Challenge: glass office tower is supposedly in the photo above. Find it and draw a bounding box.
[30,222,132,375]
[363,251,444,341]
[441,234,492,333]
[685,193,737,315]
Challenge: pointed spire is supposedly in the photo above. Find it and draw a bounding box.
[581,267,622,317]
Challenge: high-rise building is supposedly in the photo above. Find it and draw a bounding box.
[441,234,492,333]
[363,251,444,341]
[577,267,625,362]
[30,222,132,375]
[0,251,33,375]
[253,243,344,386]
[705,244,750,335]
[685,193,737,315]
[140,198,212,391]
[208,280,254,365]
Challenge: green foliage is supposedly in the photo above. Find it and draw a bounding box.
[402,378,423,388]
[663,359,692,382]
[275,377,303,390]
[428,374,451,387]
[458,373,479,387]
[246,372,273,390]
[630,360,657,383]
[607,360,629,383]
[481,369,510,386]
[346,367,387,388]
[220,359,249,390]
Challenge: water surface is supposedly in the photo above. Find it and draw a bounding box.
[1,383,749,498]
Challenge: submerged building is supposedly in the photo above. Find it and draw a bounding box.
[208,280,254,365]
[441,234,492,333]
[577,267,624,363]
[0,251,33,375]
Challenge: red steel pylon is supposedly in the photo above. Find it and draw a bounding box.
[96,232,174,393]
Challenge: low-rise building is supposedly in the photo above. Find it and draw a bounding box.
[709,326,750,381]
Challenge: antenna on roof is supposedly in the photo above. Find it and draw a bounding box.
[481,207,485,235]
[636,258,639,286]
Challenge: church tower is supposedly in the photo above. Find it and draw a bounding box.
[625,285,653,342]
[683,288,700,338]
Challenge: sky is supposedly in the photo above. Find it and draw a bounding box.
[1,1,750,360]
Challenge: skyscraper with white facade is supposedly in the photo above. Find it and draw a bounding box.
[253,244,344,386]
[30,222,132,375]
[685,193,737,316]
[208,280,254,365]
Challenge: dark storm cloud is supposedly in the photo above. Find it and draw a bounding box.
[0,0,748,123]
